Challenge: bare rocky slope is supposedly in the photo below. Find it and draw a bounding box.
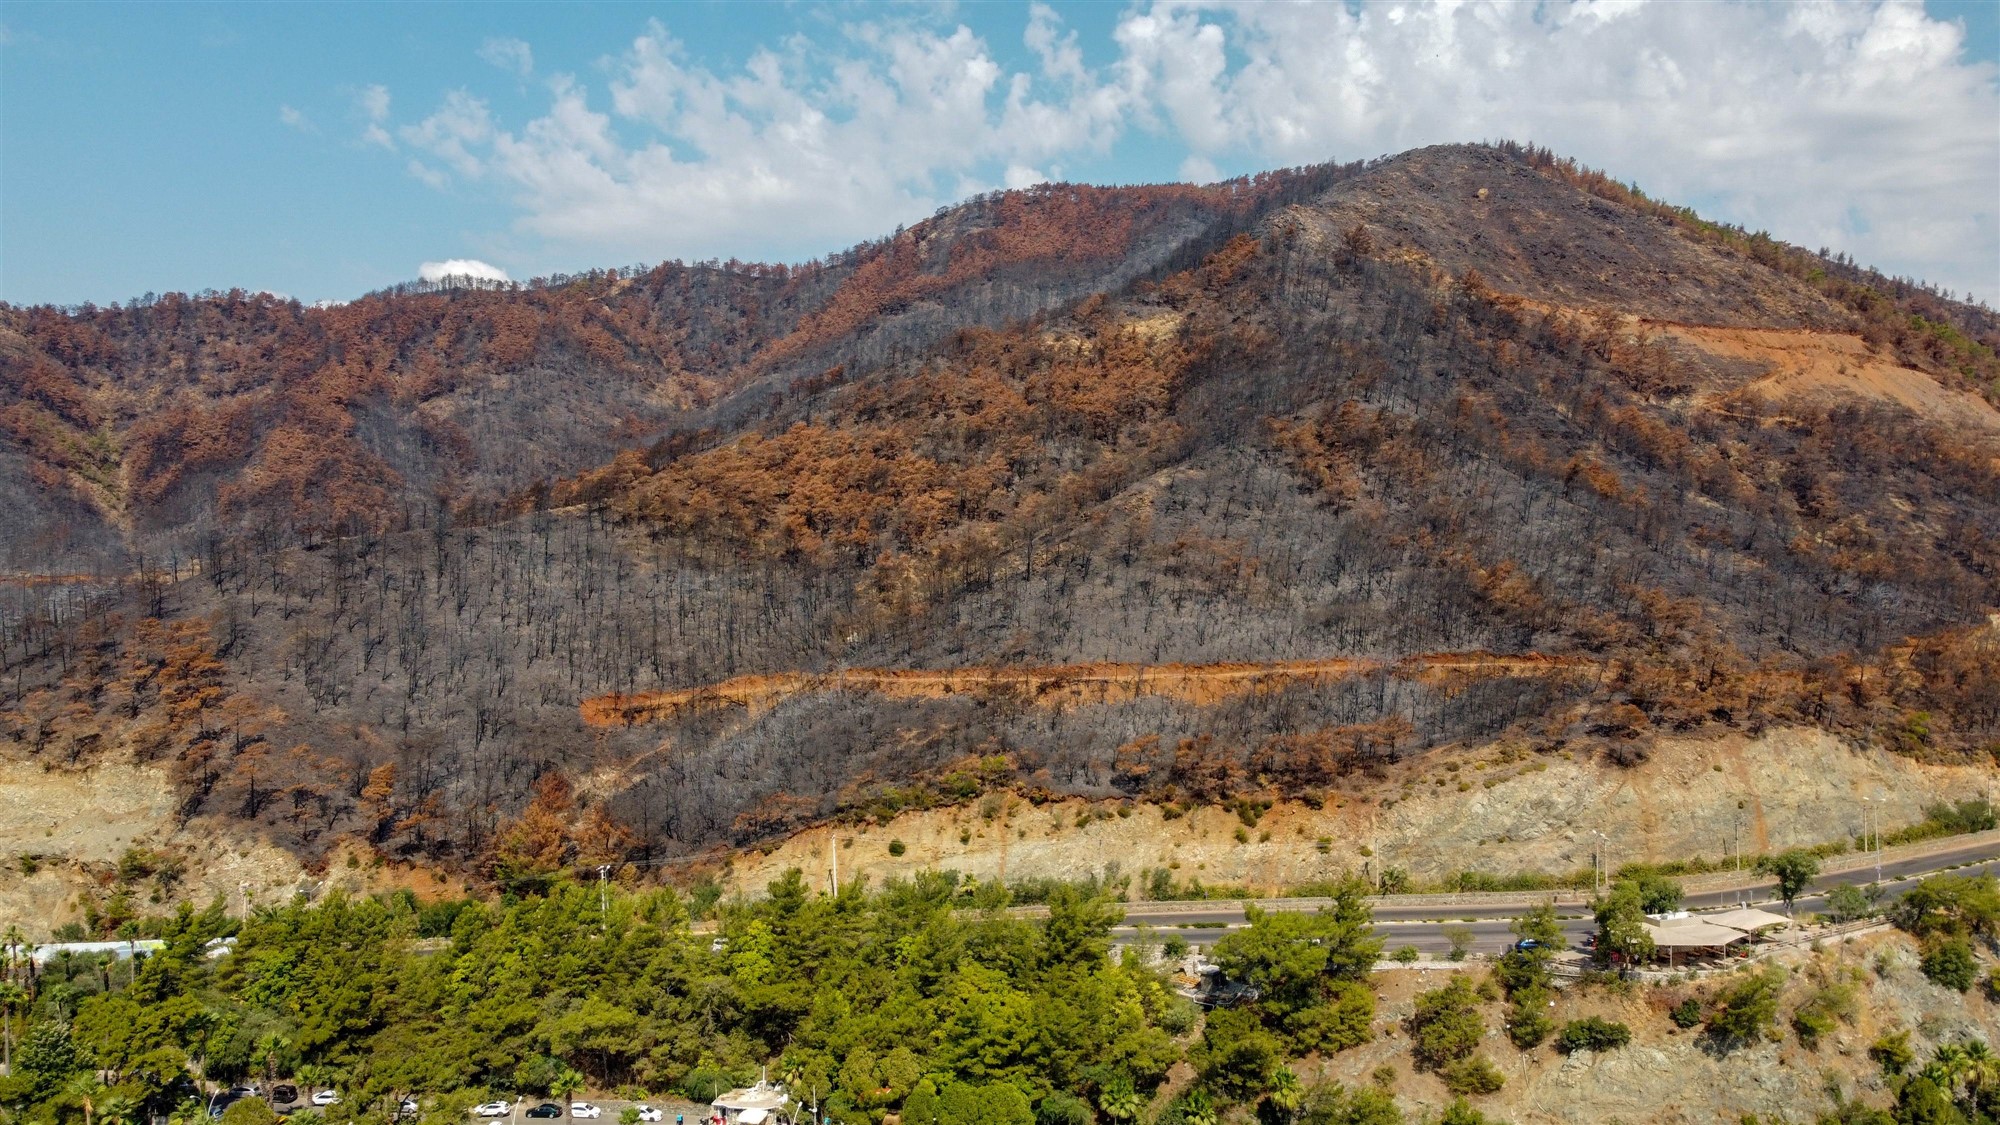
[1337,931,1995,1124]
[721,725,1994,896]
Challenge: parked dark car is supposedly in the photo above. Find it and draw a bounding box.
[273,1086,300,1105]
[527,1105,564,1119]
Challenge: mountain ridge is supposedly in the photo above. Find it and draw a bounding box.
[2,141,1997,893]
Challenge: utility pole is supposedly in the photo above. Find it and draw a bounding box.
[1863,796,1882,886]
[597,865,610,918]
[1734,809,1746,906]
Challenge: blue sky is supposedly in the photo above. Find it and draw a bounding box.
[3,1,1996,307]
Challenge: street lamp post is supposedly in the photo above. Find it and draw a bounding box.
[1593,830,1609,896]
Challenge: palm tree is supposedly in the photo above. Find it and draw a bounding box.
[116,921,141,987]
[99,1093,139,1125]
[67,1074,106,1125]
[1097,1076,1141,1124]
[1264,1068,1304,1125]
[1923,1041,1969,1091]
[0,980,24,1076]
[255,1032,291,1089]
[551,1068,586,1116]
[1,925,19,987]
[296,1063,330,1105]
[1959,1041,2000,1109]
[1179,1090,1216,1125]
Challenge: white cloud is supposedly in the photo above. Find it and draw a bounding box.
[1118,0,1999,299]
[418,258,511,283]
[1178,154,1218,184]
[385,12,1130,264]
[479,36,533,77]
[357,83,394,149]
[400,90,493,177]
[279,105,311,131]
[406,160,449,190]
[371,1,1998,299]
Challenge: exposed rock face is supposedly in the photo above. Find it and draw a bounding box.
[726,727,1989,893]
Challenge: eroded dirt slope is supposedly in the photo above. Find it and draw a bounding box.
[723,727,1990,894]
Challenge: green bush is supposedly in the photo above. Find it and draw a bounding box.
[940,1082,1033,1125]
[1034,1092,1091,1125]
[1892,1076,1960,1125]
[1296,1083,1400,1125]
[1506,1005,1555,1050]
[1790,977,1857,1047]
[1919,937,1979,992]
[1822,883,1876,924]
[222,1102,280,1125]
[887,839,907,857]
[1707,966,1785,1045]
[1157,997,1200,1037]
[1155,1090,1214,1125]
[1669,997,1703,1029]
[1282,981,1375,1055]
[1790,1004,1836,1048]
[1555,1016,1631,1054]
[1505,983,1555,1049]
[1192,1008,1283,1101]
[1444,926,1474,962]
[1391,946,1419,964]
[1882,798,1998,845]
[1437,1099,1502,1125]
[1889,871,2000,940]
[1407,977,1486,1071]
[1868,1029,1914,1076]
[1438,1054,1505,1096]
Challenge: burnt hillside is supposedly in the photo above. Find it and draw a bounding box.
[4,142,1998,877]
[0,168,1337,574]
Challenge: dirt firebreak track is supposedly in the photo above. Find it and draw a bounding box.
[580,652,1598,727]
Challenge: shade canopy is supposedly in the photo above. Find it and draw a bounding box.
[1643,919,1751,948]
[1704,907,1793,933]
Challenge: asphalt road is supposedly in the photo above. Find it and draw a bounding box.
[1109,845,2000,955]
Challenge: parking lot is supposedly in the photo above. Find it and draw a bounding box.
[474,1098,714,1124]
[207,1088,715,1123]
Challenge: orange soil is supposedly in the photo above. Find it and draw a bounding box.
[579,652,1596,728]
[1491,293,1997,434]
[1663,323,2000,433]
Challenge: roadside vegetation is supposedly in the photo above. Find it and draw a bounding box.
[4,867,1998,1125]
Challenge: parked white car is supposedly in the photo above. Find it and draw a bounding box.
[313,1092,341,1107]
[569,1104,601,1120]
[474,1103,513,1118]
[635,1108,662,1123]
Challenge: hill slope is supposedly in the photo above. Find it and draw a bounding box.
[2,142,1997,887]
